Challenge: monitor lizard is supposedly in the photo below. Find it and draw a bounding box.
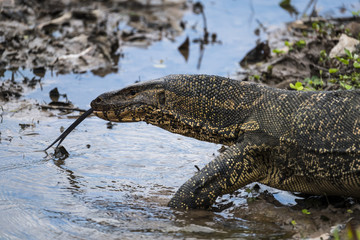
[89,74,360,210]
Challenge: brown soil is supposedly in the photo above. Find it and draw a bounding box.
[0,0,187,76]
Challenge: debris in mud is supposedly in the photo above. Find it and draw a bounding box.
[49,88,61,102]
[239,41,271,68]
[106,121,115,129]
[47,87,75,111]
[0,79,22,101]
[178,36,190,61]
[239,16,360,90]
[19,123,35,130]
[0,70,86,117]
[54,145,70,160]
[0,0,188,75]
[0,71,42,102]
[190,1,222,69]
[329,33,359,58]
[220,185,360,239]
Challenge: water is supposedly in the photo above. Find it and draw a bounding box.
[0,0,356,239]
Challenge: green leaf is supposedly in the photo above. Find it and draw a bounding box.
[290,82,304,91]
[340,81,352,90]
[291,220,296,226]
[312,22,320,31]
[320,50,327,58]
[302,209,311,215]
[347,209,353,214]
[329,68,339,74]
[295,40,306,48]
[351,10,360,16]
[353,61,360,68]
[309,76,323,87]
[345,84,352,90]
[336,57,349,65]
[295,82,302,88]
[272,49,285,54]
[333,228,340,240]
[344,48,352,59]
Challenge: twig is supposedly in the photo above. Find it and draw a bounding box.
[40,105,88,112]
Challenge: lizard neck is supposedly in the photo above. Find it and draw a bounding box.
[146,75,264,145]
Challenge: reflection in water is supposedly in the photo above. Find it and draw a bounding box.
[190,2,221,70]
[53,157,83,194]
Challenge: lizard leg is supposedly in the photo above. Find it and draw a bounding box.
[168,142,268,210]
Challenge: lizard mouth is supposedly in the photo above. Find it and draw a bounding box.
[93,107,146,122]
[93,109,123,122]
[90,90,152,122]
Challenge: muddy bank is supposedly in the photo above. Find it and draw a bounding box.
[0,0,187,76]
[234,13,360,239]
[239,15,360,91]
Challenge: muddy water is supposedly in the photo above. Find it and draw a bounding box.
[0,1,355,239]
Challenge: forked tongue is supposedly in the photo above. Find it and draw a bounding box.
[45,108,94,151]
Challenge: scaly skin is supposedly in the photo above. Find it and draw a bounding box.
[90,74,360,210]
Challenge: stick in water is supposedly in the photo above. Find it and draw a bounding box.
[45,108,94,151]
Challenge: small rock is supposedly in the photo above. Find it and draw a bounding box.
[329,34,360,58]
[54,145,69,160]
[345,21,360,38]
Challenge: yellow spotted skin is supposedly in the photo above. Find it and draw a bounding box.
[91,74,360,210]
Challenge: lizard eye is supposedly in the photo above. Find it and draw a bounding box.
[158,91,165,105]
[129,90,137,96]
[94,97,102,103]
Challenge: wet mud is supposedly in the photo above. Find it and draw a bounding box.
[239,16,360,91]
[0,0,187,75]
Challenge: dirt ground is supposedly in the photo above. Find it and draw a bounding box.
[0,0,187,75]
[1,0,360,239]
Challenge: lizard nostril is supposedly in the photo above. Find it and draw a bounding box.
[91,97,104,109]
[95,97,102,103]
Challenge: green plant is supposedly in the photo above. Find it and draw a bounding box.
[312,22,320,32]
[319,50,328,63]
[272,48,285,56]
[304,75,324,90]
[333,227,340,240]
[250,74,261,81]
[302,209,311,215]
[284,40,294,51]
[295,40,306,49]
[290,81,304,91]
[336,57,349,65]
[329,48,360,89]
[351,10,360,16]
[329,68,339,74]
[340,81,353,90]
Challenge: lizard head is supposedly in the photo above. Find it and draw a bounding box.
[91,74,250,145]
[91,78,165,122]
